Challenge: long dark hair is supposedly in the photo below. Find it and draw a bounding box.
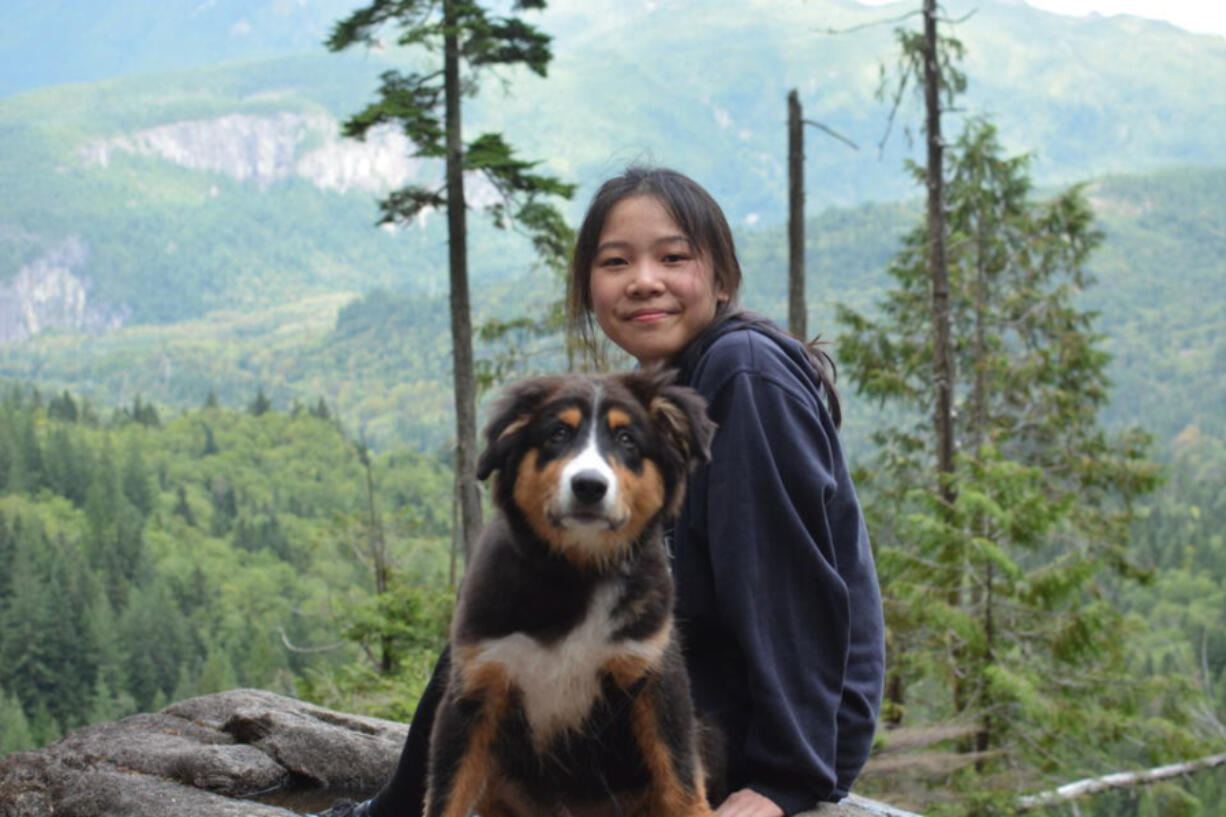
[567,166,841,426]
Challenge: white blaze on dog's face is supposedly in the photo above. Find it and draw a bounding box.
[509,385,668,568]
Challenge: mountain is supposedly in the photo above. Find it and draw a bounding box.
[1,0,360,97]
[2,164,1221,454]
[0,0,1222,449]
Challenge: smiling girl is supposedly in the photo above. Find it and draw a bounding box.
[322,167,884,817]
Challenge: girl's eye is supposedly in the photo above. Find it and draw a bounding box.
[598,256,627,268]
[662,253,689,264]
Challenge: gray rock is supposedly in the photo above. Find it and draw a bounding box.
[0,688,908,816]
[0,689,407,817]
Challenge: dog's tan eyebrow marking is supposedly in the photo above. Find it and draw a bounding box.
[558,407,582,428]
[607,408,632,429]
[497,416,531,441]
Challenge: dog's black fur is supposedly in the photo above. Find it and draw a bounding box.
[424,370,720,817]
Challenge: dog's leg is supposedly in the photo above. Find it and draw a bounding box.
[628,688,714,817]
[424,691,504,817]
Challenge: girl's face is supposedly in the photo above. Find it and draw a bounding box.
[589,195,728,365]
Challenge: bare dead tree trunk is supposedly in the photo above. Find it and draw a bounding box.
[358,444,392,673]
[924,0,956,505]
[787,89,806,340]
[922,0,963,728]
[444,0,482,565]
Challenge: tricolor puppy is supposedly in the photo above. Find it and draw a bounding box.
[426,370,720,817]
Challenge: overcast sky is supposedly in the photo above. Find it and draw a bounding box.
[858,0,1226,37]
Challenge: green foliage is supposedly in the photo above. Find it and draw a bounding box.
[839,119,1205,812]
[326,0,574,252]
[0,385,454,754]
[0,687,36,755]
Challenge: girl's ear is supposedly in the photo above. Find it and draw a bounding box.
[476,377,561,480]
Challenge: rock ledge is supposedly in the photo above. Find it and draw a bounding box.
[0,689,913,816]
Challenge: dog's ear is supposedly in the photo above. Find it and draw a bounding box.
[624,367,717,471]
[650,384,716,471]
[476,376,560,480]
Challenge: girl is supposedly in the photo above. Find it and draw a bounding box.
[324,167,884,817]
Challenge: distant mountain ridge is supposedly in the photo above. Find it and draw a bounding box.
[2,0,1224,326]
[0,0,1221,450]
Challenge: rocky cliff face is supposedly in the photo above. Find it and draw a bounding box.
[82,112,428,194]
[0,689,904,817]
[0,238,127,343]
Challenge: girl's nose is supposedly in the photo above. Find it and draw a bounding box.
[627,263,665,296]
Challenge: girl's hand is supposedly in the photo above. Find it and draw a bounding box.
[714,788,785,817]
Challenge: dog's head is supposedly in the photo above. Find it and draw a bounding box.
[477,369,715,568]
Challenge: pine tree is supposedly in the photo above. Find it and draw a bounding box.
[118,581,193,711]
[28,700,60,747]
[44,425,91,507]
[327,0,574,562]
[0,687,35,755]
[47,390,78,423]
[0,521,100,736]
[837,119,1175,804]
[209,478,239,536]
[200,422,219,457]
[172,485,196,527]
[121,440,154,518]
[248,388,272,417]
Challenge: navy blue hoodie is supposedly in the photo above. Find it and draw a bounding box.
[670,311,884,814]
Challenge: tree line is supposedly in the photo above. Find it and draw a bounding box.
[0,385,454,754]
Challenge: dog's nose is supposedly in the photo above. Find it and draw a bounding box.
[570,471,608,505]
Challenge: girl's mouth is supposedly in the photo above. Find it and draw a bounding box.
[627,309,674,323]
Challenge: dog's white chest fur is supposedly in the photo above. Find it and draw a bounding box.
[466,582,665,746]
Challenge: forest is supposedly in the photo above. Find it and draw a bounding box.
[2,1,1225,815]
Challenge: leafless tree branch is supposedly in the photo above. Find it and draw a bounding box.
[1017,753,1226,812]
[802,118,860,151]
[278,627,345,654]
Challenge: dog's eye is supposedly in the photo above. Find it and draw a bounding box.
[614,429,638,451]
[548,425,574,445]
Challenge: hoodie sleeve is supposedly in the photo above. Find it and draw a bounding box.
[695,346,879,814]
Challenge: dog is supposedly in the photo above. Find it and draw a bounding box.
[425,369,720,817]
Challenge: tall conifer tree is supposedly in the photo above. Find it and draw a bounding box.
[838,119,1181,806]
[327,0,574,562]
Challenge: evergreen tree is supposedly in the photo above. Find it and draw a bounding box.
[126,395,160,427]
[209,477,239,536]
[87,677,136,725]
[0,406,14,493]
[200,421,219,457]
[118,581,193,711]
[44,425,91,507]
[47,390,78,423]
[0,513,14,610]
[327,0,575,562]
[11,410,45,492]
[248,388,272,417]
[28,700,60,747]
[84,442,142,610]
[0,687,35,755]
[120,440,154,518]
[837,119,1175,805]
[197,645,240,695]
[172,485,196,527]
[0,522,100,736]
